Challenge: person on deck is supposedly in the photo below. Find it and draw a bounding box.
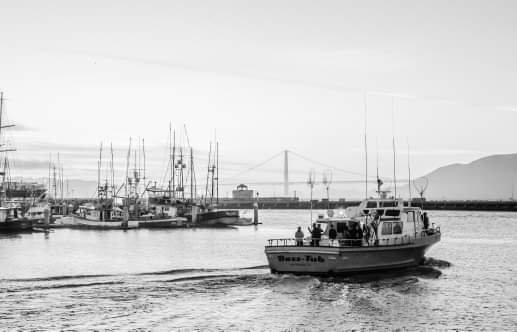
[295,227,304,246]
[308,223,316,246]
[423,212,429,230]
[328,224,337,244]
[354,224,363,246]
[312,224,322,247]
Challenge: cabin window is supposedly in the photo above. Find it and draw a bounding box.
[366,201,377,208]
[381,222,393,235]
[393,222,403,234]
[385,210,400,217]
[381,201,397,208]
[336,222,347,233]
[376,209,385,216]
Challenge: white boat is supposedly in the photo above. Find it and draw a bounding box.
[71,204,139,229]
[265,197,441,275]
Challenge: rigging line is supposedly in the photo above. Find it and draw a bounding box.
[288,150,368,178]
[225,151,284,179]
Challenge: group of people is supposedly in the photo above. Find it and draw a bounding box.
[294,224,324,247]
[294,222,364,247]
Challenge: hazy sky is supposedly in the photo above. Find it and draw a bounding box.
[1,0,517,198]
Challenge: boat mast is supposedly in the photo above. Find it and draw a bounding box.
[172,130,176,200]
[0,93,16,206]
[392,97,397,199]
[364,94,368,199]
[190,147,194,202]
[216,141,219,205]
[98,142,103,200]
[110,143,115,199]
[142,138,146,186]
[407,138,412,203]
[205,142,212,205]
[125,138,132,206]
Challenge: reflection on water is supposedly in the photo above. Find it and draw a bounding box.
[1,210,516,330]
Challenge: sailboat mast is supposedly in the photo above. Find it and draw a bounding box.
[216,141,219,205]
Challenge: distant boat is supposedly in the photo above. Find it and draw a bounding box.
[0,92,34,233]
[71,203,138,229]
[265,195,441,275]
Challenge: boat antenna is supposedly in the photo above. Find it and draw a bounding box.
[307,169,315,224]
[391,97,397,199]
[364,93,368,199]
[376,137,383,196]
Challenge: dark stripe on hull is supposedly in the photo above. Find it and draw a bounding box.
[0,220,34,233]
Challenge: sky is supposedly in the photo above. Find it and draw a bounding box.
[1,0,517,198]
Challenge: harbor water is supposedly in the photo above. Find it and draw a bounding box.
[1,210,516,330]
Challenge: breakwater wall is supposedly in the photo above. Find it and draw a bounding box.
[217,200,517,212]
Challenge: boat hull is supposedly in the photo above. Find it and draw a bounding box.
[195,210,239,226]
[265,233,440,275]
[0,219,33,233]
[137,217,188,228]
[70,216,139,229]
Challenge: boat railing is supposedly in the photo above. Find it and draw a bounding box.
[267,235,418,248]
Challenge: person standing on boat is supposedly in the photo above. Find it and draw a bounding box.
[308,223,316,246]
[295,227,304,246]
[423,212,429,230]
[312,224,322,247]
[328,224,337,245]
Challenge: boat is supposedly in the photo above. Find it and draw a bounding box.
[136,200,188,228]
[0,206,34,232]
[71,202,138,229]
[264,194,441,275]
[194,207,240,226]
[0,92,34,233]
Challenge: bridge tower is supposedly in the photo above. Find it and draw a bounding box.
[283,150,289,196]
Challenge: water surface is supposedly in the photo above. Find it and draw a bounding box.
[1,210,516,330]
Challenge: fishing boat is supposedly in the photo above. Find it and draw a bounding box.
[264,193,441,275]
[0,205,34,232]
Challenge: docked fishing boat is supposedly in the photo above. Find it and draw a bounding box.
[71,202,138,229]
[0,206,33,232]
[265,196,441,275]
[195,207,240,226]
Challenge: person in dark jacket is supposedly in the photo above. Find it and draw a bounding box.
[312,224,322,247]
[328,224,337,243]
[423,212,429,229]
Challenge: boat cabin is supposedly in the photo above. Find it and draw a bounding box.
[314,198,427,247]
[76,204,122,221]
